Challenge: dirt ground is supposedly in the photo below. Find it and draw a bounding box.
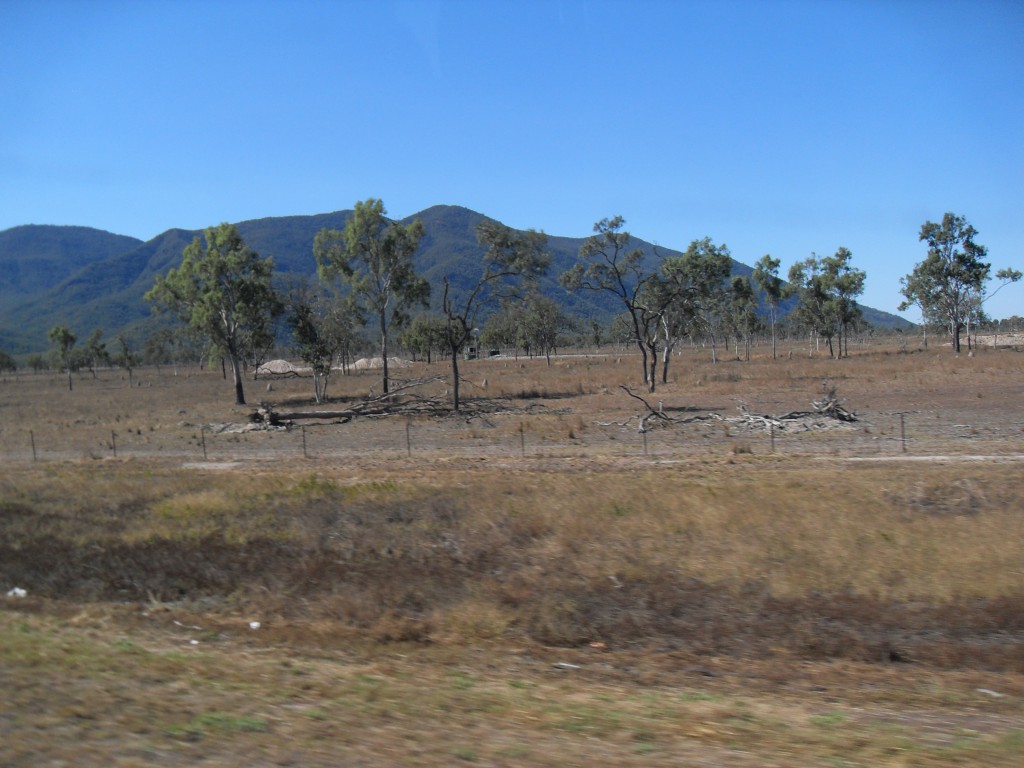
[2,340,1024,766]
[2,341,1022,467]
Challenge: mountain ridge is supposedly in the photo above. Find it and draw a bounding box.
[0,206,910,354]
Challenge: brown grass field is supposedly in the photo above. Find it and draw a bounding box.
[2,338,1024,766]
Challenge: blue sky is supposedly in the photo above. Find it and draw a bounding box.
[3,0,1022,319]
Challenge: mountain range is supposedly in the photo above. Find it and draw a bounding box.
[0,205,909,355]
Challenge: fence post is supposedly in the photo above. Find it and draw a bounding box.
[111,430,117,458]
[30,429,37,462]
[769,422,775,453]
[519,423,525,457]
[302,425,308,459]
[900,413,906,453]
[406,417,412,458]
[201,426,208,460]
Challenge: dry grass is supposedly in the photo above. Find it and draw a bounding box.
[2,338,1024,765]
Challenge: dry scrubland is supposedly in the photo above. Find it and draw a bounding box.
[2,339,1024,766]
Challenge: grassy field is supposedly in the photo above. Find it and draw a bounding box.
[2,339,1024,765]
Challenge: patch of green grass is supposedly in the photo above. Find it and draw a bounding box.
[811,711,848,728]
[170,711,269,740]
[678,690,722,703]
[448,672,477,690]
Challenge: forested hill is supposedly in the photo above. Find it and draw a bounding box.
[0,206,909,354]
[0,225,142,302]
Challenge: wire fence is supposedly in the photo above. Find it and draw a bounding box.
[5,408,1018,466]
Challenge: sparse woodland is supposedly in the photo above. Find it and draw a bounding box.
[2,206,1024,766]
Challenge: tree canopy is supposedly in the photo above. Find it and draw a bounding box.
[900,213,1019,353]
[787,248,865,358]
[313,199,429,395]
[442,220,550,410]
[145,223,281,405]
[561,217,664,389]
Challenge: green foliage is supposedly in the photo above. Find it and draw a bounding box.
[522,292,568,363]
[400,313,448,363]
[114,334,141,385]
[655,238,732,373]
[314,199,429,394]
[48,325,77,390]
[562,216,664,389]
[0,349,16,372]
[145,223,282,405]
[753,254,783,359]
[900,213,1018,353]
[728,275,761,360]
[787,247,866,358]
[26,353,48,373]
[287,290,362,403]
[82,328,110,377]
[442,220,550,409]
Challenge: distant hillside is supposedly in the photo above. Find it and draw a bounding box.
[0,225,144,352]
[0,207,910,355]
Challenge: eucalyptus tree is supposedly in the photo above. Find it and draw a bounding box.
[288,291,361,403]
[115,334,141,387]
[522,292,568,365]
[646,258,695,384]
[787,254,836,356]
[82,328,110,378]
[145,223,282,405]
[400,313,448,364]
[728,275,760,361]
[900,213,1020,353]
[313,199,429,395]
[560,217,663,389]
[787,247,865,358]
[675,238,733,365]
[442,220,549,410]
[830,248,866,357]
[753,255,783,359]
[47,325,77,391]
[480,300,527,357]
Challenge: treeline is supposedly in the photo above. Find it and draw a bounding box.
[5,204,1019,407]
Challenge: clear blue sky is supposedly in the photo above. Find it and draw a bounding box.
[3,0,1022,319]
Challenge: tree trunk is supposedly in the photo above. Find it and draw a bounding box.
[230,354,246,405]
[660,341,676,384]
[635,338,649,385]
[450,348,461,411]
[380,310,390,395]
[646,342,658,393]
